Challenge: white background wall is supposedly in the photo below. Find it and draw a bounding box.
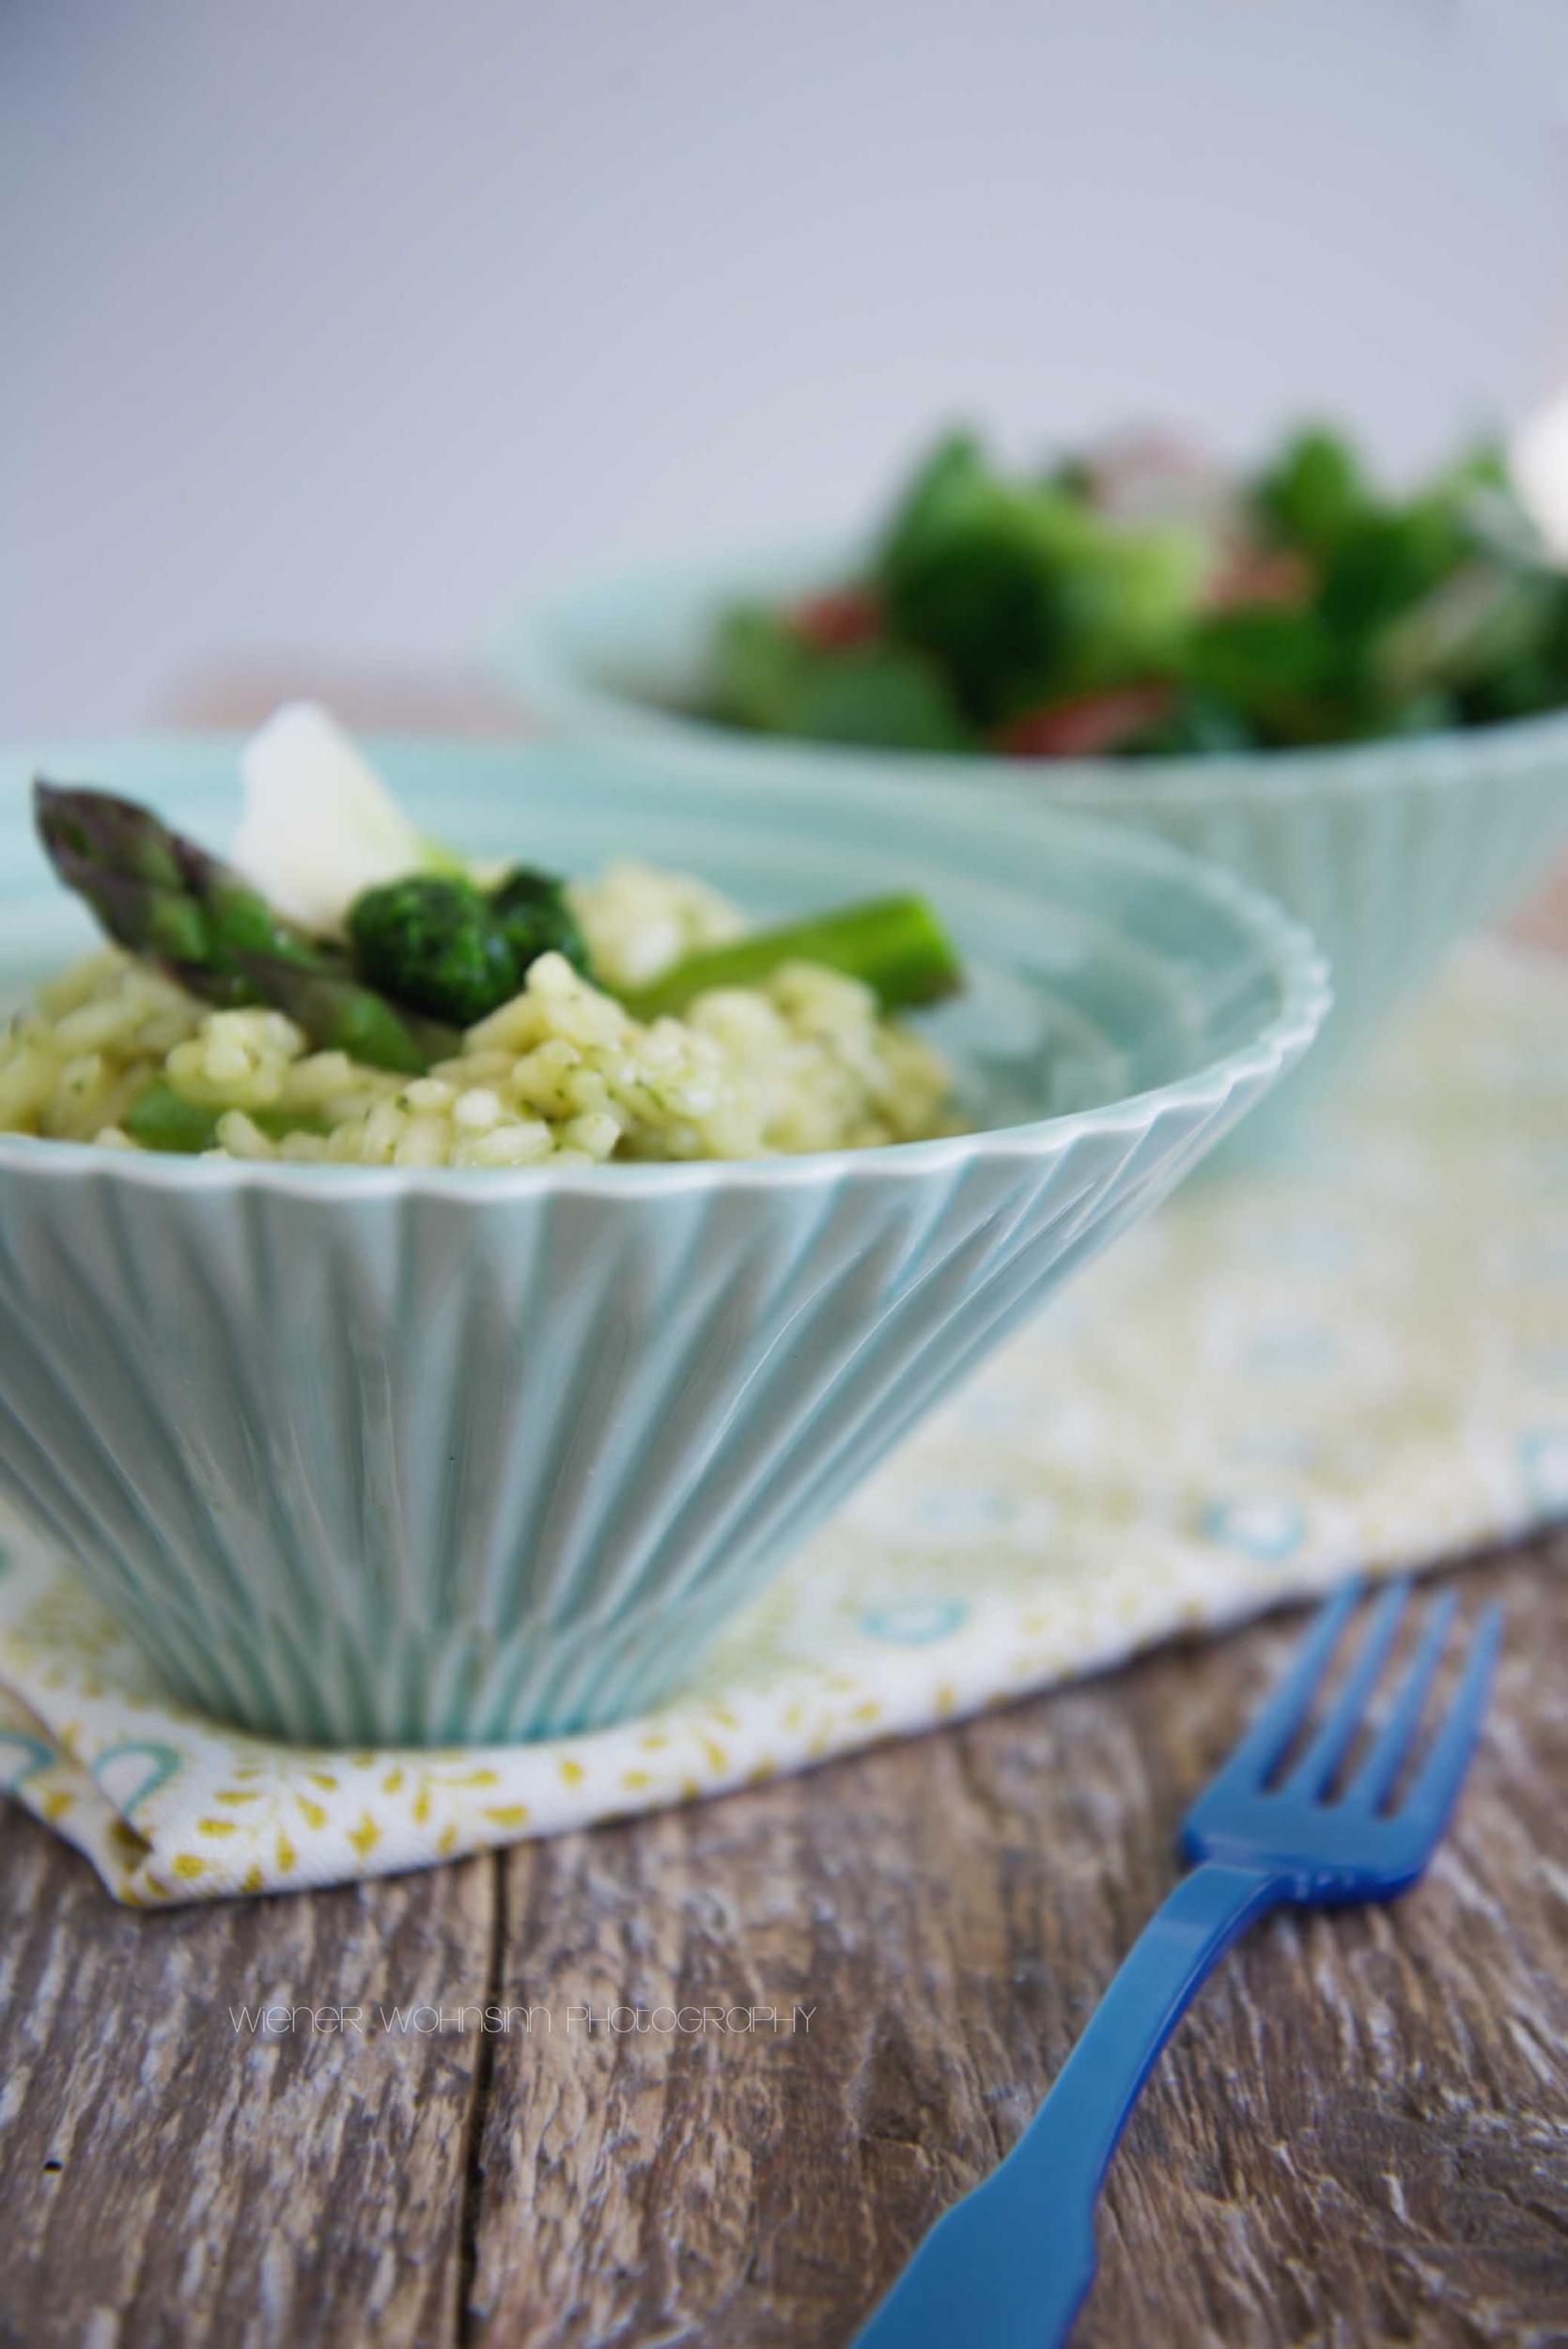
[3,0,1565,732]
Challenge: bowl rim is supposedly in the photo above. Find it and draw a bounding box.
[0,730,1331,1203]
[490,537,1568,808]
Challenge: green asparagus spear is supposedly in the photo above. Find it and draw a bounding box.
[33,784,459,1074]
[121,1083,333,1155]
[624,894,963,1022]
[122,1083,222,1154]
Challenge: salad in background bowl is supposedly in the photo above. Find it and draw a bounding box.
[491,423,1568,1108]
[699,425,1568,756]
[0,723,1325,1747]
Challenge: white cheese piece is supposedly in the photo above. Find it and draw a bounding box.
[231,703,443,937]
[1510,389,1568,563]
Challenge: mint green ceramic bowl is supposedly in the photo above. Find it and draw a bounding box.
[492,546,1568,1107]
[0,738,1326,1746]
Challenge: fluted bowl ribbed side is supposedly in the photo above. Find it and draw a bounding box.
[492,545,1568,1105]
[0,739,1328,1743]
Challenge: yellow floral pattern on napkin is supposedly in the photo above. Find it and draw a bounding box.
[1,941,1563,1905]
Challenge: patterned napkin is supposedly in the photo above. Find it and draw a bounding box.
[2,941,1563,1906]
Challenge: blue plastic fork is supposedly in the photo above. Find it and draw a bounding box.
[853,1579,1502,2349]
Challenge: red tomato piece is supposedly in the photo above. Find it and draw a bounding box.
[994,682,1177,758]
[1207,544,1316,613]
[791,587,884,650]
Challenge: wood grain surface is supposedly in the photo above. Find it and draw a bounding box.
[1,1536,1563,2349]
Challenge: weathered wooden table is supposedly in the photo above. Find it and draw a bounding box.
[2,1541,1563,2349]
[2,728,1565,2346]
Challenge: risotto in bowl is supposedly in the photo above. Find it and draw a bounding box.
[0,723,1327,1743]
[4,869,959,1168]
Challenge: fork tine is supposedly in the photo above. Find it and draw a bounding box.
[1218,1580,1362,1789]
[1389,1602,1503,1845]
[1343,1586,1460,1811]
[1285,1579,1410,1798]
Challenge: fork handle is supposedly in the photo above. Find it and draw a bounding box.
[853,1861,1285,2349]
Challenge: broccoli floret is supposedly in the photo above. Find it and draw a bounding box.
[489,866,590,976]
[1254,427,1371,557]
[879,452,1069,723]
[348,866,589,1029]
[349,877,518,1026]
